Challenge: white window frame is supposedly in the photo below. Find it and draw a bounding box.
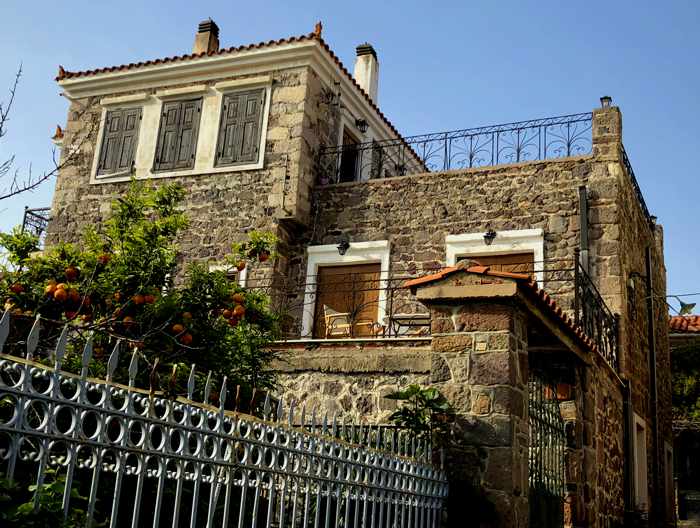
[301,240,390,338]
[633,413,649,511]
[445,228,545,283]
[90,76,272,184]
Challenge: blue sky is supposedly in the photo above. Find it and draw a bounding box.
[1,0,699,310]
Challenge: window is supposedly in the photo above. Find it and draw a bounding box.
[153,98,202,172]
[458,252,535,275]
[339,128,360,183]
[215,88,266,167]
[313,263,381,338]
[97,107,142,176]
[634,413,649,510]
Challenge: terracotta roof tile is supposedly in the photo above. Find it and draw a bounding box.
[56,33,411,150]
[403,265,600,356]
[670,315,700,333]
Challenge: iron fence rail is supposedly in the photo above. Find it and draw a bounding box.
[0,312,448,527]
[620,145,654,229]
[318,113,593,184]
[21,206,51,246]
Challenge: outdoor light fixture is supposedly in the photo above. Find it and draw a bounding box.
[600,95,612,108]
[337,235,350,255]
[669,295,696,316]
[355,118,369,134]
[483,229,497,246]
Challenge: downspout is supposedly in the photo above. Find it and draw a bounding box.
[578,186,589,274]
[645,246,662,525]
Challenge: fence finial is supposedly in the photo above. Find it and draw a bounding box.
[81,333,93,379]
[128,348,138,388]
[106,339,121,383]
[26,314,41,361]
[276,398,284,422]
[187,364,196,399]
[0,309,11,354]
[311,405,317,431]
[219,376,227,411]
[54,324,69,370]
[204,371,212,404]
[263,393,271,419]
[322,412,329,435]
[300,403,306,427]
[234,385,241,412]
[288,399,296,427]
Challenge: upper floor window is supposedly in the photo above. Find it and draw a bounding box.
[153,98,202,172]
[97,107,142,176]
[338,128,360,183]
[215,88,266,167]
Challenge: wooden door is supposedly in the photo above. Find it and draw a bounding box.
[460,252,535,275]
[313,263,381,338]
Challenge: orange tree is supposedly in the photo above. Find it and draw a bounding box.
[0,181,279,400]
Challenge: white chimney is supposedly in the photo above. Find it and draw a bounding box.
[353,43,379,103]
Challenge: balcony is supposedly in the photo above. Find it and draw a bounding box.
[318,112,594,185]
[251,254,619,372]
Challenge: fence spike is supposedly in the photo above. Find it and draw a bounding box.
[375,426,381,450]
[234,385,241,412]
[332,413,338,437]
[187,364,196,399]
[288,399,296,427]
[276,398,284,422]
[53,324,70,371]
[128,348,138,388]
[300,403,306,428]
[106,339,120,383]
[249,387,257,414]
[219,376,227,411]
[0,309,11,354]
[80,334,93,379]
[311,405,317,431]
[322,412,328,435]
[26,314,41,361]
[350,422,356,443]
[203,371,212,405]
[263,393,271,419]
[411,437,416,457]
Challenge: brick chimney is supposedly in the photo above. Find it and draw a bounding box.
[193,19,220,55]
[353,43,379,103]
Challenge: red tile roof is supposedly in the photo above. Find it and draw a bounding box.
[55,31,411,151]
[404,265,599,355]
[670,315,700,333]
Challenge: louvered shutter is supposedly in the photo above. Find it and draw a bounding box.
[215,88,265,167]
[154,102,182,172]
[173,99,202,170]
[97,108,141,175]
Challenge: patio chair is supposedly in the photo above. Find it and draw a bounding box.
[323,305,375,338]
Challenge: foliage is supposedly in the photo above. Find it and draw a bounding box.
[0,180,280,396]
[0,226,39,267]
[385,384,454,443]
[0,470,96,527]
[672,341,700,421]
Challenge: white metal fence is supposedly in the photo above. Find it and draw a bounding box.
[0,312,448,527]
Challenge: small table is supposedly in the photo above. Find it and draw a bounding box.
[384,313,430,337]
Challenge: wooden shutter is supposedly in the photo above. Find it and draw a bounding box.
[215,88,265,167]
[97,108,141,175]
[461,252,535,275]
[154,99,202,172]
[313,263,381,338]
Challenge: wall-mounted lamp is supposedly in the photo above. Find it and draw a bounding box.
[600,95,612,108]
[483,229,497,246]
[337,235,350,256]
[355,118,369,134]
[669,295,696,316]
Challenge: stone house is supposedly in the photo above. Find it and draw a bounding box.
[45,19,674,527]
[670,315,700,526]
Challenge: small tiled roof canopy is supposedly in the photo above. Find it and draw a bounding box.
[669,315,700,333]
[404,265,599,355]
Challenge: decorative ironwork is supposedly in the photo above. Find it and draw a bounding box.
[621,145,655,229]
[21,206,50,246]
[319,112,593,184]
[574,250,619,372]
[0,310,448,527]
[528,368,566,528]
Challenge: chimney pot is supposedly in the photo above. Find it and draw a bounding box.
[193,18,220,55]
[353,43,379,103]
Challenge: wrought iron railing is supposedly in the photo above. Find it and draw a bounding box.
[621,145,655,229]
[21,206,50,247]
[0,312,448,527]
[318,112,593,184]
[573,251,619,372]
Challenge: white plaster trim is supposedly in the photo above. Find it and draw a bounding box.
[445,228,545,283]
[214,75,272,91]
[155,85,209,99]
[90,82,271,184]
[208,263,247,288]
[100,93,150,106]
[632,413,649,511]
[302,241,390,338]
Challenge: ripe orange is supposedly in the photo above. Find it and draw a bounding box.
[180,333,193,345]
[65,266,79,281]
[53,289,68,302]
[172,323,185,334]
[222,309,232,319]
[233,305,245,317]
[56,283,68,291]
[182,311,193,320]
[97,254,111,265]
[133,294,145,305]
[44,284,57,295]
[69,289,80,303]
[236,261,246,271]
[231,293,245,304]
[9,283,24,294]
[144,294,156,304]
[258,251,270,262]
[123,316,135,324]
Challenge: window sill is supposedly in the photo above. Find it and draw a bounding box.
[90,160,265,184]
